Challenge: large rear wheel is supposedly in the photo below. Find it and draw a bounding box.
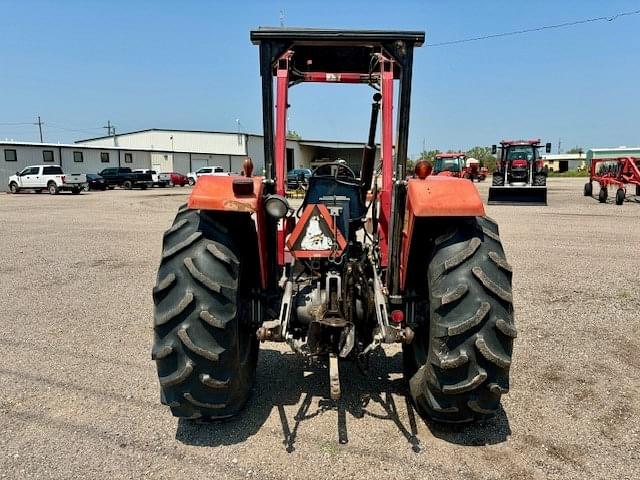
[152,205,259,419]
[405,217,515,423]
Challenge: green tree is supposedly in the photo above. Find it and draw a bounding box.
[419,149,441,163]
[287,130,301,140]
[465,146,496,172]
[567,146,584,154]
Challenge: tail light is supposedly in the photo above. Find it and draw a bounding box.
[390,310,404,324]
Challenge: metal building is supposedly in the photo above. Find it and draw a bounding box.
[1,128,379,191]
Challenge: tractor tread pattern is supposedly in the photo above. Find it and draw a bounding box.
[152,208,258,419]
[408,217,515,423]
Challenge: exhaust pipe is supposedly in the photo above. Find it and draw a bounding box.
[360,92,382,199]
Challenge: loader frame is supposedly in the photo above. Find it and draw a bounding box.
[250,28,424,298]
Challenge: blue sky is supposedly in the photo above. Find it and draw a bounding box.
[1,0,638,157]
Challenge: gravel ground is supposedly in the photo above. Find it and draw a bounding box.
[0,178,638,480]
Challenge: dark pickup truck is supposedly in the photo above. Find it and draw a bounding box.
[98,167,154,190]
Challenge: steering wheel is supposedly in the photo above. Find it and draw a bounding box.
[311,162,357,179]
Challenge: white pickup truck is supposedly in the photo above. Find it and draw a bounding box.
[8,165,87,194]
[186,166,227,186]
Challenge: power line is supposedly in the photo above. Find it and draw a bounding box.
[426,9,640,47]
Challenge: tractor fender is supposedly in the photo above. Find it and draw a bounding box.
[188,175,263,212]
[400,177,485,290]
[405,176,485,217]
[188,175,268,288]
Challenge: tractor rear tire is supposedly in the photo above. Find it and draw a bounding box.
[584,182,592,197]
[491,174,504,187]
[615,188,625,205]
[598,187,607,203]
[405,216,515,423]
[533,174,546,186]
[152,205,259,420]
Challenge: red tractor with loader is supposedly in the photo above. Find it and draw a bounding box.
[152,29,515,425]
[584,156,640,205]
[489,139,551,205]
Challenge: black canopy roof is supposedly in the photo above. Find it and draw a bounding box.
[250,28,425,78]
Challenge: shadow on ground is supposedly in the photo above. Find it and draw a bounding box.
[175,348,510,451]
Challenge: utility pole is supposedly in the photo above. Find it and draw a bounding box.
[103,120,115,136]
[104,120,116,146]
[34,116,43,142]
[279,9,285,27]
[557,137,562,154]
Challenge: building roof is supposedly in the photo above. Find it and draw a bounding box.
[75,128,377,149]
[75,128,262,144]
[587,146,640,152]
[542,154,586,160]
[298,139,370,148]
[0,140,207,156]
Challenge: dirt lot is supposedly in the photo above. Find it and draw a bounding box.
[1,177,638,479]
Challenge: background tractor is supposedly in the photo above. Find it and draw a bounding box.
[464,158,487,182]
[151,28,516,425]
[432,153,486,182]
[432,152,466,177]
[489,139,551,205]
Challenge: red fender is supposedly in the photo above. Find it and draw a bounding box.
[399,176,485,290]
[188,175,268,288]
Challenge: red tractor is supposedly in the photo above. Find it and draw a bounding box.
[152,29,515,425]
[432,153,466,177]
[433,153,486,182]
[489,139,551,205]
[584,156,640,205]
[465,159,487,182]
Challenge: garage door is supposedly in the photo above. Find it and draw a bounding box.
[191,158,207,172]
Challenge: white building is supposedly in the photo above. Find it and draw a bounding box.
[541,153,587,172]
[1,128,379,191]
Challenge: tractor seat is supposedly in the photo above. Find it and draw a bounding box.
[302,176,367,235]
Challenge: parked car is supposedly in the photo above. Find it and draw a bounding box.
[98,167,154,189]
[8,165,86,194]
[85,173,108,191]
[133,169,170,187]
[160,172,189,187]
[186,166,226,186]
[287,168,312,189]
